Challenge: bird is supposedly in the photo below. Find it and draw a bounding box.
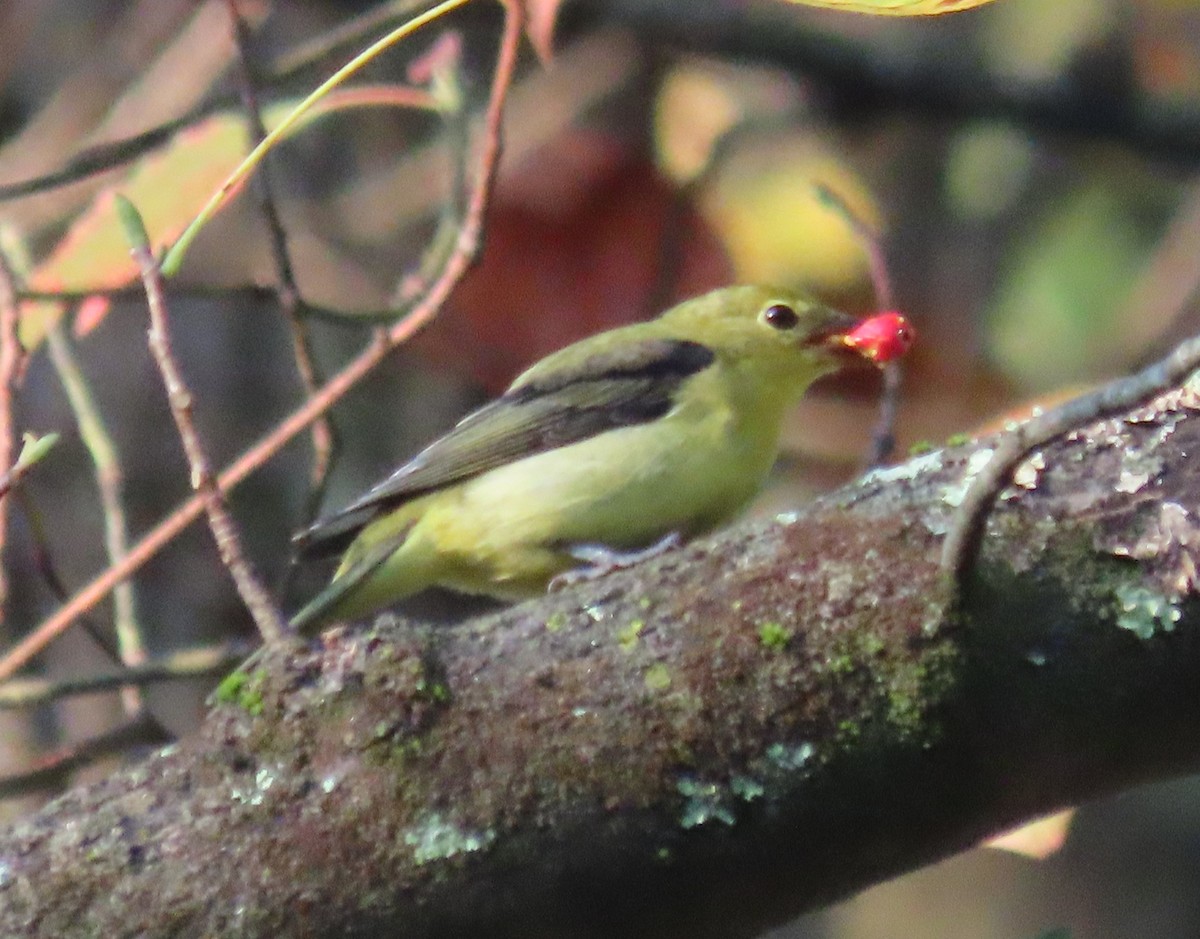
[289,285,913,632]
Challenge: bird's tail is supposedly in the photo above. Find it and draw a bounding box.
[289,529,411,634]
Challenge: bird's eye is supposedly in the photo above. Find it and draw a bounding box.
[762,303,799,330]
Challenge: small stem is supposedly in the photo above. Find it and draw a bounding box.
[270,0,432,79]
[223,0,338,511]
[0,0,522,681]
[868,362,903,468]
[45,321,145,716]
[813,183,903,468]
[0,251,23,618]
[123,202,289,644]
[162,0,474,276]
[0,641,253,709]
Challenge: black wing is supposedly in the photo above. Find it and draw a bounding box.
[294,338,714,560]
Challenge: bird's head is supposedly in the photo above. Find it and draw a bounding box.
[659,285,913,382]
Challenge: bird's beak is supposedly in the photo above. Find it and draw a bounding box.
[806,310,860,349]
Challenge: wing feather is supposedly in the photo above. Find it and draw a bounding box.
[294,338,714,560]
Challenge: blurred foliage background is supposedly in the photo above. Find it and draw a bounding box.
[1,0,1200,936]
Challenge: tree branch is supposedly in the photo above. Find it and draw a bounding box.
[0,0,523,680]
[3,370,1200,937]
[0,640,253,710]
[130,230,289,644]
[223,0,337,515]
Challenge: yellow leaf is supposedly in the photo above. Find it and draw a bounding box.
[698,136,882,311]
[654,59,799,184]
[985,809,1075,860]
[775,0,998,12]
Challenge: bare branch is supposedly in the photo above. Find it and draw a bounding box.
[3,373,1200,936]
[223,0,337,514]
[0,0,523,681]
[45,321,145,716]
[125,215,288,644]
[0,641,253,709]
[812,182,903,468]
[0,250,22,614]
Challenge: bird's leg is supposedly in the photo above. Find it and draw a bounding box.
[548,532,683,592]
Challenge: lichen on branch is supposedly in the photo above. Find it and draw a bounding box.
[3,377,1200,938]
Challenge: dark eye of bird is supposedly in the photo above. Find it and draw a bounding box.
[763,303,799,330]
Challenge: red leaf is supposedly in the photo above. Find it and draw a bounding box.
[414,135,732,392]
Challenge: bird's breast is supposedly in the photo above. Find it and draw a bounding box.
[427,386,781,558]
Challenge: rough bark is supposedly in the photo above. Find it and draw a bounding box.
[3,378,1200,938]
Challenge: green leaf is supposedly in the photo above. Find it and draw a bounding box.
[987,180,1161,391]
[113,195,150,252]
[14,432,60,471]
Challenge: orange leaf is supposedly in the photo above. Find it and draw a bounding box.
[20,86,425,347]
[20,113,255,349]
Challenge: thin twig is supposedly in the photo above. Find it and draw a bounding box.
[0,1,524,682]
[0,238,136,672]
[869,364,904,467]
[0,712,170,800]
[45,320,144,716]
[123,211,289,645]
[15,478,183,756]
[17,285,386,325]
[0,251,23,615]
[223,0,337,514]
[813,182,903,468]
[390,31,468,307]
[0,72,436,209]
[223,0,301,308]
[0,109,215,203]
[0,641,253,709]
[16,487,124,664]
[162,0,475,276]
[941,332,1200,591]
[0,459,40,504]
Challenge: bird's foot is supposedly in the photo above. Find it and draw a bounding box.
[548,533,683,592]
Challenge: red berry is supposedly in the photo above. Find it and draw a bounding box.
[844,311,914,363]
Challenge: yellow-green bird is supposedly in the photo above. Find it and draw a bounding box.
[291,285,912,632]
